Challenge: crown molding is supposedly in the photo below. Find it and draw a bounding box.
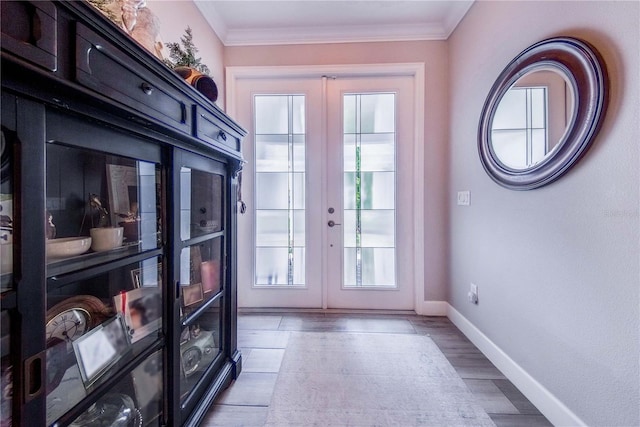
[194,1,229,43]
[223,22,449,46]
[195,1,473,47]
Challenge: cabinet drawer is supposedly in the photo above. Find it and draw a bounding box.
[194,106,241,152]
[75,23,189,133]
[1,1,57,71]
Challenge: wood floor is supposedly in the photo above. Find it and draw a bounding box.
[202,312,553,427]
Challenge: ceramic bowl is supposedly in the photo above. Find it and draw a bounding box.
[47,237,92,258]
[90,227,124,252]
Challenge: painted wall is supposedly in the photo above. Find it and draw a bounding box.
[448,1,639,426]
[147,0,226,107]
[225,41,451,303]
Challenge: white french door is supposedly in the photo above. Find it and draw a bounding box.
[233,69,416,310]
[325,76,414,310]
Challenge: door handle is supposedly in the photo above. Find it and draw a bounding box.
[328,220,341,227]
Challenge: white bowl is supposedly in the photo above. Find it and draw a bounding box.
[90,227,124,252]
[47,237,92,258]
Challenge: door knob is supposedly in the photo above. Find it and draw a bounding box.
[328,220,341,227]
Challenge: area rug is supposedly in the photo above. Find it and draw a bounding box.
[264,332,495,427]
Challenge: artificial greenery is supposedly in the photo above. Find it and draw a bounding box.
[164,27,210,75]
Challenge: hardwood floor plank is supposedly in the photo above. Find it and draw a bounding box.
[489,414,554,427]
[209,312,552,426]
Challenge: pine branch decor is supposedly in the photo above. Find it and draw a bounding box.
[164,27,210,75]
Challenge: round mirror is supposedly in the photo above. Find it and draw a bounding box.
[478,37,608,190]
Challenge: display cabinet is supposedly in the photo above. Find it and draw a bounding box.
[0,1,245,425]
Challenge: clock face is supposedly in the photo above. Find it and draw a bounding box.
[182,346,202,377]
[46,308,91,343]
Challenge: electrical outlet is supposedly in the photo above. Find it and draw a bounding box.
[468,283,478,304]
[457,191,470,206]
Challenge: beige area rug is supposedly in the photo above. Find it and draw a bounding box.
[265,332,496,427]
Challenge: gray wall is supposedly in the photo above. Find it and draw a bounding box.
[448,1,639,426]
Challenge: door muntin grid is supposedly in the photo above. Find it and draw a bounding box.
[343,93,396,288]
[254,95,306,286]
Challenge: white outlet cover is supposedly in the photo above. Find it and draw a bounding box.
[457,191,470,206]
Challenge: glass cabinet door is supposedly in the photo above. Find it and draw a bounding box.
[44,140,165,426]
[1,102,16,427]
[177,157,226,416]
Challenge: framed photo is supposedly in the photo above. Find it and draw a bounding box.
[106,164,138,228]
[73,314,129,386]
[181,283,203,307]
[131,262,162,288]
[114,287,162,343]
[200,260,220,294]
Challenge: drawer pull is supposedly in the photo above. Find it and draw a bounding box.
[218,130,227,141]
[140,82,154,95]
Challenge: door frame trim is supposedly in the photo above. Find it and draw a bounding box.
[226,63,425,313]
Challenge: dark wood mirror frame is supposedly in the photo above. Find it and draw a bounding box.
[478,37,609,190]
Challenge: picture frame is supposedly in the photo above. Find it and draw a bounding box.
[114,287,162,343]
[200,259,220,294]
[106,164,138,228]
[181,283,204,307]
[130,262,162,288]
[73,314,129,386]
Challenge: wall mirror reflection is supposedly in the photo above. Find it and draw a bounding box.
[491,69,575,170]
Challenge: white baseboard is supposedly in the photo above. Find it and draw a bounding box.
[416,300,448,316]
[446,304,585,427]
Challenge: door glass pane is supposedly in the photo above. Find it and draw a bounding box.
[69,349,163,426]
[256,211,289,246]
[45,256,164,424]
[1,127,14,292]
[344,247,395,287]
[1,311,11,426]
[254,95,305,286]
[255,96,289,134]
[343,93,396,288]
[45,145,162,275]
[179,299,221,403]
[344,172,394,210]
[179,238,224,316]
[180,168,223,241]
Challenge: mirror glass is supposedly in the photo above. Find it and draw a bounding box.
[491,68,575,170]
[478,37,608,190]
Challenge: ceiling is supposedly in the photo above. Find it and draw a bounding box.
[194,1,474,46]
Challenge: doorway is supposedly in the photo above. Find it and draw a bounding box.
[230,65,422,310]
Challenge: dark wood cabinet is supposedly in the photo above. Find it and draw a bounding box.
[0,1,245,425]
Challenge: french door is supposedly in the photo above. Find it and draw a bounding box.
[234,71,415,310]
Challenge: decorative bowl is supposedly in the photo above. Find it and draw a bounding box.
[46,237,92,258]
[90,227,124,252]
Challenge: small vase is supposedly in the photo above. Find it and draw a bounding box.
[174,67,218,103]
[90,227,124,252]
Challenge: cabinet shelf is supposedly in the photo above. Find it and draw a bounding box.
[47,246,163,285]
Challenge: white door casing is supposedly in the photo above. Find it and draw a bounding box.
[227,64,425,311]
